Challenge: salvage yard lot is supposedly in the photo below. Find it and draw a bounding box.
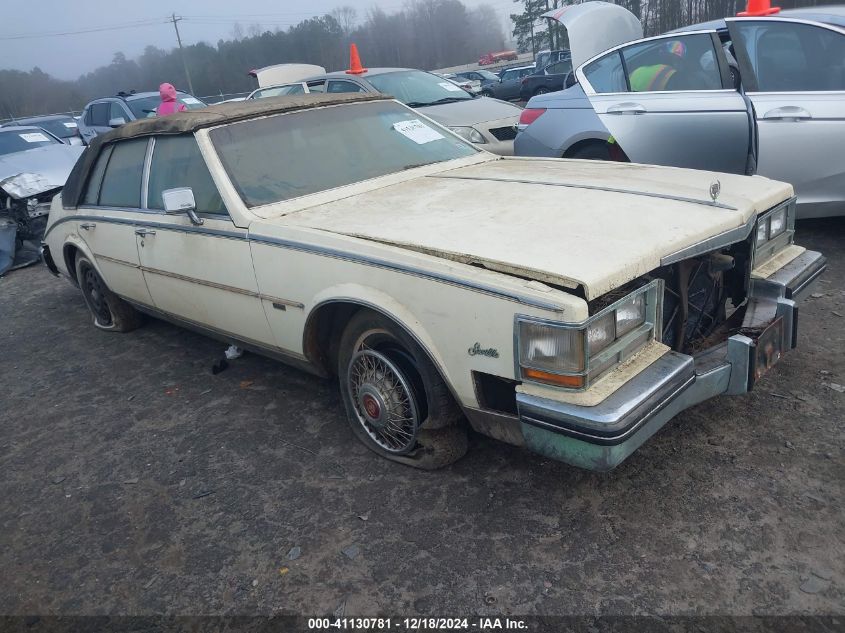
[1,220,843,616]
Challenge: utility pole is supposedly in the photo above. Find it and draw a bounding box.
[170,13,195,96]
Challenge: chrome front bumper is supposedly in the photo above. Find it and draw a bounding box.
[515,249,826,472]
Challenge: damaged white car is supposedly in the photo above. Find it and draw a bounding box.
[1,126,84,274]
[42,94,825,470]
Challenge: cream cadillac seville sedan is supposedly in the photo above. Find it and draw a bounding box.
[41,93,826,471]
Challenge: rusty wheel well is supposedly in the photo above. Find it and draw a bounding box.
[63,244,80,285]
[303,302,364,377]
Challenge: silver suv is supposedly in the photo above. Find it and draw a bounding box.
[78,91,205,144]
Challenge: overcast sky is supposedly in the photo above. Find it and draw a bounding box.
[3,0,517,80]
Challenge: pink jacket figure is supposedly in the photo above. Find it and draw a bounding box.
[156,83,187,116]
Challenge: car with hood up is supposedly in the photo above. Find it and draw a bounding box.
[297,67,522,154]
[1,115,85,146]
[0,126,83,274]
[77,90,206,144]
[41,93,825,471]
[514,1,845,218]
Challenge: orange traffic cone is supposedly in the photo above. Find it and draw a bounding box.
[738,0,780,16]
[346,43,368,75]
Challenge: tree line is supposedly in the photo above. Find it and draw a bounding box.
[0,0,506,119]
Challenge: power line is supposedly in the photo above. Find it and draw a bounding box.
[170,14,195,96]
[0,18,170,41]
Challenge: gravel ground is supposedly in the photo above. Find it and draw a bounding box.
[0,220,842,618]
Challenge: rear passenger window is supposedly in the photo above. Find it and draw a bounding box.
[82,145,113,205]
[98,139,148,208]
[147,136,227,215]
[583,52,627,93]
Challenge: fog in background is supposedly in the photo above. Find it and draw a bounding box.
[3,0,516,79]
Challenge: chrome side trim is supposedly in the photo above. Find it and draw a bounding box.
[46,215,566,312]
[44,214,246,241]
[249,235,565,311]
[430,173,738,211]
[661,213,756,266]
[97,254,140,268]
[141,265,304,309]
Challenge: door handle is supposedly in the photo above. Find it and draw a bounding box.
[606,102,647,115]
[134,228,156,237]
[79,223,96,230]
[762,106,811,121]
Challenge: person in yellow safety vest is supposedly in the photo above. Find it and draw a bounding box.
[629,40,687,92]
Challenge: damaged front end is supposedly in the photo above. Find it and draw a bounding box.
[0,174,58,275]
[514,197,827,471]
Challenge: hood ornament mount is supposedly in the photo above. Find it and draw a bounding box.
[710,180,721,203]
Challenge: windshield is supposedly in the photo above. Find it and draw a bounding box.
[126,94,207,118]
[20,119,77,139]
[210,100,477,207]
[476,70,499,81]
[366,70,474,107]
[0,129,60,155]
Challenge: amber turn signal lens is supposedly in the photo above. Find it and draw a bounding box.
[521,368,584,389]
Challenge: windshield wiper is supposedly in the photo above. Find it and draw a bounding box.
[405,97,469,108]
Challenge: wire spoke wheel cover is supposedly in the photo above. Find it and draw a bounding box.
[347,349,420,454]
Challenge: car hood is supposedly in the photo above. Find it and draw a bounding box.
[542,1,643,69]
[0,144,84,198]
[282,157,792,300]
[416,97,521,126]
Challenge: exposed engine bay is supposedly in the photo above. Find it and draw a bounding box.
[0,183,56,275]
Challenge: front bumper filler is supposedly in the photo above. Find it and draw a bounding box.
[516,249,826,472]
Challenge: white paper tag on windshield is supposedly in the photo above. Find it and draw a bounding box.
[392,119,444,144]
[181,97,201,105]
[63,121,78,128]
[19,132,49,143]
[438,81,464,92]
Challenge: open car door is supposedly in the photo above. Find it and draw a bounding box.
[575,31,756,174]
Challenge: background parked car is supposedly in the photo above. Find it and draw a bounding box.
[483,65,536,100]
[246,82,309,100]
[534,49,571,70]
[454,69,501,90]
[440,73,482,95]
[518,59,574,100]
[0,126,83,274]
[516,1,845,218]
[1,115,84,146]
[78,91,206,144]
[298,66,521,154]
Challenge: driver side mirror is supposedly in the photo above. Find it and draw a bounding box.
[108,117,126,128]
[162,187,204,225]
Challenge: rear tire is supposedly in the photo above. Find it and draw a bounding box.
[75,255,143,332]
[337,309,467,469]
[569,143,612,161]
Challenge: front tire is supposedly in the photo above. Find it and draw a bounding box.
[337,310,467,469]
[75,255,143,332]
[534,86,550,96]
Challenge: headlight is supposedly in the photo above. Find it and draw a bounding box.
[753,198,796,263]
[516,280,662,390]
[449,126,487,144]
[756,220,768,246]
[768,207,786,238]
